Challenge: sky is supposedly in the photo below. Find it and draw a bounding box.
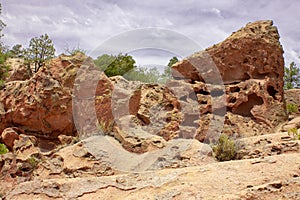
[1,0,300,68]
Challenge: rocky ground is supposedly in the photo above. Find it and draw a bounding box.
[2,132,300,200]
[1,20,300,199]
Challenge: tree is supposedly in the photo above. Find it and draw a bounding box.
[125,66,162,83]
[26,34,55,73]
[64,44,86,56]
[0,3,9,86]
[162,56,179,80]
[0,52,9,86]
[0,4,5,39]
[284,61,300,89]
[9,44,25,58]
[94,53,136,77]
[167,56,179,68]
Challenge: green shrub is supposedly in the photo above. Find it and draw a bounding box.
[96,120,114,134]
[212,134,237,161]
[288,128,300,140]
[287,103,298,114]
[0,53,10,86]
[0,143,8,155]
[27,155,40,168]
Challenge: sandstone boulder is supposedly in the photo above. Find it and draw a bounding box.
[0,54,84,137]
[282,116,300,131]
[0,127,22,150]
[0,53,115,145]
[72,62,114,138]
[5,58,32,82]
[106,76,184,153]
[172,20,287,140]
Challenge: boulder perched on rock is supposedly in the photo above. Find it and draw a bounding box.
[172,20,287,140]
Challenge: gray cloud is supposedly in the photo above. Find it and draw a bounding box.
[1,0,300,66]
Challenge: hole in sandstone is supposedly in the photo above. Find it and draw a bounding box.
[134,143,142,148]
[200,99,207,104]
[243,58,249,64]
[198,89,210,95]
[233,93,263,117]
[267,85,277,99]
[229,96,237,103]
[229,86,240,93]
[166,117,172,123]
[165,104,174,111]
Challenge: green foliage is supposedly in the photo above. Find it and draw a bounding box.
[8,44,25,58]
[284,61,300,89]
[125,66,162,83]
[162,56,179,80]
[212,134,237,161]
[288,128,300,140]
[0,4,9,86]
[94,53,136,77]
[94,54,179,83]
[26,33,55,73]
[96,120,114,134]
[167,56,179,68]
[64,44,86,56]
[0,48,10,86]
[27,155,40,168]
[0,3,6,39]
[0,143,8,155]
[287,103,298,114]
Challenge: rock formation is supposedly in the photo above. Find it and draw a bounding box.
[172,20,287,140]
[5,58,32,82]
[1,20,299,199]
[0,54,86,138]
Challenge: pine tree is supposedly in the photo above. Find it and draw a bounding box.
[284,61,300,89]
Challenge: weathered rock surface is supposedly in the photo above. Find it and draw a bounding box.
[0,127,22,150]
[72,62,114,138]
[285,89,300,116]
[0,54,87,137]
[4,152,300,200]
[1,20,298,199]
[236,132,300,159]
[5,58,32,82]
[172,20,287,140]
[282,116,300,131]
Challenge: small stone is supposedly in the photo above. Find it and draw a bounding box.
[1,128,20,150]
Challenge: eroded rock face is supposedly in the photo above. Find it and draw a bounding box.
[0,53,88,138]
[172,20,287,139]
[5,58,32,82]
[107,76,182,153]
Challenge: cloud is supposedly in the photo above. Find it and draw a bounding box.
[1,0,300,66]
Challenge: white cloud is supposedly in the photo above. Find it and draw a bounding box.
[1,0,300,68]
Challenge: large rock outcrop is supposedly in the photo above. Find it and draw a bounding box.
[172,20,287,140]
[0,54,87,138]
